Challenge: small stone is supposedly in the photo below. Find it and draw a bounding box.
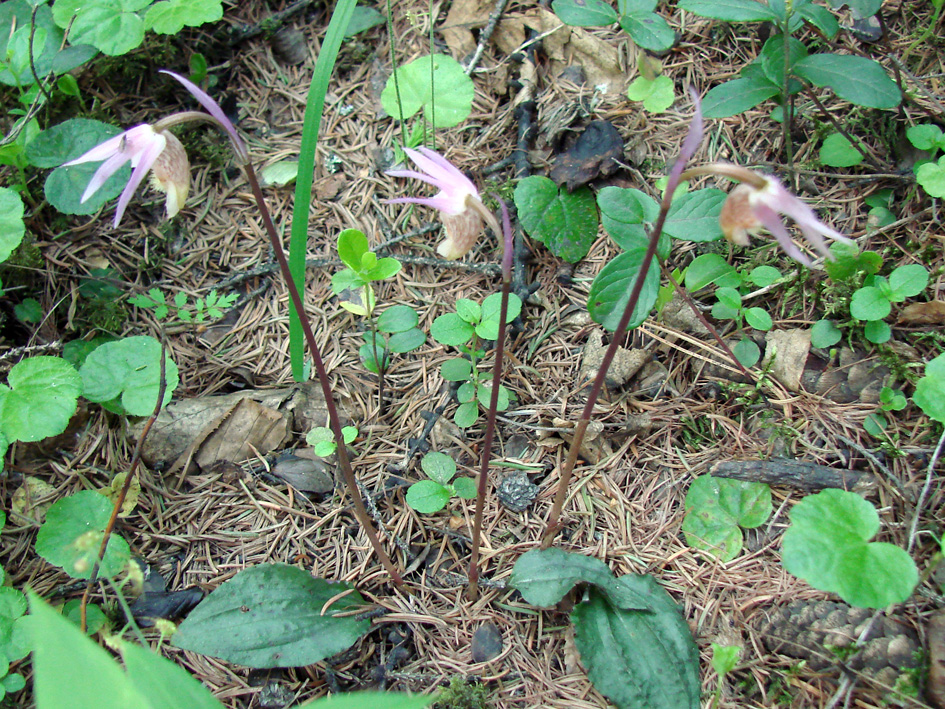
[471,621,503,663]
[496,470,539,512]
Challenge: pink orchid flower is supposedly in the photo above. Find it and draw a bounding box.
[386,147,500,260]
[717,173,853,265]
[65,124,189,228]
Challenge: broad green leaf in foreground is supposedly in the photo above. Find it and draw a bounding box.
[571,578,700,709]
[144,0,223,34]
[174,564,370,667]
[514,176,598,263]
[120,641,222,709]
[298,692,434,709]
[781,489,917,607]
[678,0,779,22]
[0,188,25,263]
[0,356,82,443]
[551,0,618,26]
[914,352,945,424]
[701,76,780,119]
[682,476,772,562]
[794,54,900,109]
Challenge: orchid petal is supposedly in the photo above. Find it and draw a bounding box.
[63,131,134,167]
[384,169,450,190]
[665,88,704,196]
[80,151,133,203]
[160,70,247,160]
[755,204,812,266]
[387,196,457,212]
[411,147,478,192]
[112,136,165,228]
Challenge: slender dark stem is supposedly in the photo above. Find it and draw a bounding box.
[367,313,387,415]
[803,87,881,168]
[540,193,671,549]
[244,163,402,584]
[386,0,407,149]
[781,28,796,189]
[81,341,169,632]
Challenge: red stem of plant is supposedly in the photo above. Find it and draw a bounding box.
[244,163,402,585]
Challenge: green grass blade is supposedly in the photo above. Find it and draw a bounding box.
[288,0,358,380]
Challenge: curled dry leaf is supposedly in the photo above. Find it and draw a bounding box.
[898,300,945,325]
[11,476,57,523]
[100,472,140,517]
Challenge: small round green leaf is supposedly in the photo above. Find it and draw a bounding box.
[455,299,481,324]
[377,305,419,333]
[452,477,477,499]
[381,54,474,128]
[849,286,890,321]
[685,254,737,291]
[431,313,475,346]
[337,229,369,270]
[406,480,450,513]
[0,188,25,263]
[748,265,782,287]
[888,264,929,299]
[420,451,456,485]
[514,176,599,263]
[144,0,223,35]
[916,157,945,198]
[819,132,864,168]
[906,124,944,151]
[387,328,425,354]
[732,338,760,368]
[863,319,891,344]
[744,307,773,331]
[440,358,472,382]
[914,353,945,424]
[810,319,842,348]
[454,401,479,428]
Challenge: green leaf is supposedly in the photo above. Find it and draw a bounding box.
[906,124,944,151]
[344,5,385,36]
[421,451,456,485]
[684,254,736,291]
[451,477,477,499]
[455,299,482,324]
[914,353,945,424]
[819,133,865,167]
[551,0,618,26]
[572,580,700,709]
[888,264,929,300]
[457,381,477,404]
[759,35,808,87]
[406,480,450,513]
[748,266,782,287]
[35,491,130,579]
[173,564,370,667]
[797,3,839,37]
[682,476,772,562]
[849,286,890,321]
[62,599,106,635]
[711,644,741,677]
[782,489,918,607]
[365,257,402,282]
[431,313,475,347]
[454,401,479,428]
[377,305,419,333]
[664,189,726,242]
[701,77,779,119]
[0,2,97,87]
[14,298,43,324]
[0,589,26,622]
[597,187,663,253]
[794,54,900,109]
[440,358,472,382]
[144,0,222,34]
[120,641,223,709]
[479,292,522,338]
[619,11,675,52]
[626,75,675,113]
[509,548,649,610]
[0,356,81,443]
[587,248,660,332]
[80,336,179,415]
[381,54,474,128]
[744,307,773,331]
[879,386,907,412]
[916,156,945,198]
[477,384,510,411]
[732,338,760,367]
[387,328,424,354]
[27,119,131,215]
[810,319,842,348]
[341,426,357,445]
[337,229,369,270]
[29,594,149,709]
[863,320,890,344]
[678,0,779,21]
[259,160,300,187]
[0,188,25,263]
[514,176,599,263]
[57,0,150,56]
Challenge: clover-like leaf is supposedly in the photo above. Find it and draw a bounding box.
[420,451,456,486]
[626,75,675,113]
[144,0,223,34]
[916,157,945,198]
[0,188,25,263]
[782,489,917,607]
[514,176,598,263]
[79,336,179,415]
[0,356,81,443]
[682,476,772,562]
[914,352,945,424]
[405,480,450,513]
[381,54,474,128]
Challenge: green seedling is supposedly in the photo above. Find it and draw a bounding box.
[432,292,521,428]
[863,385,907,438]
[781,488,918,608]
[819,132,866,168]
[130,288,237,324]
[306,425,358,457]
[684,255,782,366]
[405,451,476,514]
[710,643,742,709]
[683,476,772,562]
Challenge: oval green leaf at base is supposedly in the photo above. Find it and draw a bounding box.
[173,564,370,667]
[514,176,598,263]
[587,248,659,332]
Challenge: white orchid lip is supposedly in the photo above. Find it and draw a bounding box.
[386,147,500,260]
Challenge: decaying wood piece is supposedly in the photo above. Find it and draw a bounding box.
[709,459,875,492]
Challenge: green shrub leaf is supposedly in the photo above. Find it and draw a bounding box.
[144,0,223,34]
[819,133,864,167]
[173,564,370,667]
[849,286,890,321]
[794,54,900,109]
[916,157,945,198]
[701,76,779,118]
[406,480,450,513]
[54,0,149,57]
[682,476,771,562]
[782,489,917,607]
[587,248,660,332]
[678,0,779,21]
[0,187,25,264]
[421,451,456,485]
[377,305,419,333]
[551,0,618,25]
[619,11,675,52]
[431,313,475,346]
[810,319,842,348]
[597,187,663,253]
[914,352,945,424]
[664,189,726,242]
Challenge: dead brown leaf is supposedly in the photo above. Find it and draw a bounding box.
[763,329,811,392]
[11,476,57,524]
[441,0,492,59]
[539,8,625,94]
[898,300,945,325]
[925,609,945,708]
[100,473,141,517]
[580,330,648,388]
